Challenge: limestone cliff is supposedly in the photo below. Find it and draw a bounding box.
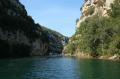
[0,0,67,58]
[76,0,114,28]
[64,0,120,59]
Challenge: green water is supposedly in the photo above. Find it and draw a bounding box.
[0,57,120,79]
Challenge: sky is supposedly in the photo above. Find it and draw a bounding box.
[20,0,83,37]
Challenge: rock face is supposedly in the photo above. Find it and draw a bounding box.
[64,0,120,59]
[41,26,69,55]
[0,0,68,58]
[76,0,114,28]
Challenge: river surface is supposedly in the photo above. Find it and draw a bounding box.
[0,57,120,79]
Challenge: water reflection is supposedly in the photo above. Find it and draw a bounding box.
[25,57,80,79]
[0,57,120,79]
[0,57,34,79]
[76,59,120,79]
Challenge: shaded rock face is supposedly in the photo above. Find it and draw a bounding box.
[0,0,67,58]
[31,39,48,56]
[0,0,48,58]
[76,0,114,28]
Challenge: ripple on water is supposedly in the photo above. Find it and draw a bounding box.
[0,57,120,79]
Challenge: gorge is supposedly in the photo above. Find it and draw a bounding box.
[0,0,120,59]
[0,0,120,79]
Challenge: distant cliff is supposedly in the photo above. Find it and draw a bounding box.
[41,26,68,55]
[0,0,68,58]
[64,0,120,59]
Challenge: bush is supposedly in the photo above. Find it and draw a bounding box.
[67,0,120,57]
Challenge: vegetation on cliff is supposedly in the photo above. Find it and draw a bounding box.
[0,0,67,58]
[64,0,120,58]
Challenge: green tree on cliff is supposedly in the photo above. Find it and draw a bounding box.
[64,0,120,57]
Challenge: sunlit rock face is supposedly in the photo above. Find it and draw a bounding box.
[76,0,114,28]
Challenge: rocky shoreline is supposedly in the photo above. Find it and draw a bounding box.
[64,53,120,61]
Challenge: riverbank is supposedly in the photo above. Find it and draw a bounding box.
[64,53,120,61]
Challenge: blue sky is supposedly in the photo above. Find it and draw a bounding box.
[20,0,83,37]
